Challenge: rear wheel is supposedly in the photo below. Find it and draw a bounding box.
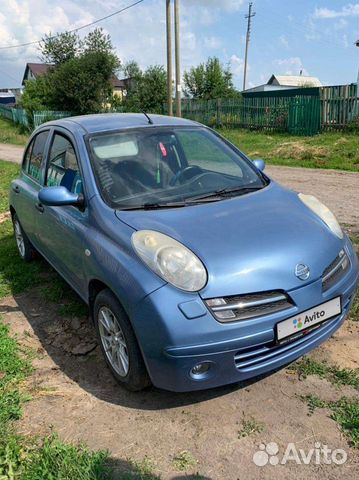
[93,289,151,391]
[12,214,36,262]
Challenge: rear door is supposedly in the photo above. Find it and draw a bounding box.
[11,129,50,245]
[35,128,89,295]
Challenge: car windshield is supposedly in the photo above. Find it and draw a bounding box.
[87,126,268,209]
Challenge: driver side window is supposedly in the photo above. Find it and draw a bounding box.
[46,133,83,194]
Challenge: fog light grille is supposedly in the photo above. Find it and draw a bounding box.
[205,291,294,323]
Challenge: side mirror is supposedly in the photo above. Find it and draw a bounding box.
[253,159,266,171]
[38,186,84,208]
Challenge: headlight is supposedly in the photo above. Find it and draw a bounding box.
[132,230,207,291]
[298,193,343,239]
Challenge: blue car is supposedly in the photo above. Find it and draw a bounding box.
[9,114,359,392]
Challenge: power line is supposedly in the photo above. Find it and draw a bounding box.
[0,0,145,51]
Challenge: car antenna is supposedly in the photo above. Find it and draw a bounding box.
[142,111,153,125]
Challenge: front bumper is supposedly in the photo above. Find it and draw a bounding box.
[131,241,359,392]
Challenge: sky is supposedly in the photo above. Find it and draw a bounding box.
[0,0,358,90]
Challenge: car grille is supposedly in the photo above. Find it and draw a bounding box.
[234,295,350,372]
[205,291,294,323]
[322,249,349,292]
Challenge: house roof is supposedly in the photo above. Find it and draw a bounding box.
[267,74,322,87]
[22,63,52,85]
[22,62,127,88]
[111,77,126,88]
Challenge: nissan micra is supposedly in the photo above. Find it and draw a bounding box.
[9,114,359,392]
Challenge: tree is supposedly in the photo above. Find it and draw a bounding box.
[40,31,79,64]
[122,60,142,80]
[23,28,120,115]
[121,61,167,113]
[21,76,50,126]
[183,57,238,100]
[45,52,117,114]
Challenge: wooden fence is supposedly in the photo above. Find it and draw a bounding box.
[321,84,358,130]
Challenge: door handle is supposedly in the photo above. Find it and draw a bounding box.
[35,202,44,213]
[12,185,20,194]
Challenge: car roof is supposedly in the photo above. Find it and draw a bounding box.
[43,113,200,134]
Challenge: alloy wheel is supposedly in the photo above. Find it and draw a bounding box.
[98,306,130,377]
[14,220,25,258]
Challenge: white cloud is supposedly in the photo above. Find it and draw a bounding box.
[313,3,359,19]
[334,18,348,30]
[203,36,223,49]
[273,57,308,76]
[184,0,244,12]
[342,34,349,48]
[279,35,289,48]
[229,54,245,78]
[0,0,213,86]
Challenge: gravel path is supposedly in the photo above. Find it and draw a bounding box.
[266,165,359,226]
[1,142,358,225]
[0,143,23,164]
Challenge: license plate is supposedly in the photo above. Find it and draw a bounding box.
[277,297,341,342]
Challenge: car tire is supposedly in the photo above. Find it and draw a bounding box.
[93,289,151,391]
[12,213,36,262]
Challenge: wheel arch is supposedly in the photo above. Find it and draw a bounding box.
[9,205,15,218]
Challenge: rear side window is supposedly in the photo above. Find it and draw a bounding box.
[24,131,49,182]
[46,133,83,194]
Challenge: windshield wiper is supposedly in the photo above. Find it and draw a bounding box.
[188,185,264,202]
[119,197,222,211]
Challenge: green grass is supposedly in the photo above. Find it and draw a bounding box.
[0,160,20,213]
[0,161,160,479]
[172,451,197,472]
[301,394,359,448]
[0,314,160,479]
[237,415,265,438]
[0,117,29,146]
[218,129,359,171]
[289,357,359,390]
[0,320,31,425]
[0,221,44,298]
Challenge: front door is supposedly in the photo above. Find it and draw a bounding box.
[35,130,89,296]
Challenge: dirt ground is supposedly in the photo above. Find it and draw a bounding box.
[1,292,358,480]
[1,142,358,478]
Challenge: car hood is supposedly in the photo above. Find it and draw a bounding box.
[116,182,343,298]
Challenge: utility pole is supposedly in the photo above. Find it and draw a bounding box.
[166,0,173,116]
[174,0,181,117]
[243,2,256,91]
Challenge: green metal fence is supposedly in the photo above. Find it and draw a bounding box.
[165,84,357,135]
[168,98,290,132]
[0,106,72,130]
[33,111,72,128]
[1,83,357,136]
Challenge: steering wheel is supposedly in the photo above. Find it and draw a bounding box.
[170,165,204,186]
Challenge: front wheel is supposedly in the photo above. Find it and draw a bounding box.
[93,289,151,391]
[12,214,36,262]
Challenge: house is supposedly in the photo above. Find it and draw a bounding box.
[0,88,23,105]
[22,62,129,98]
[243,74,322,93]
[0,90,16,106]
[22,63,52,85]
